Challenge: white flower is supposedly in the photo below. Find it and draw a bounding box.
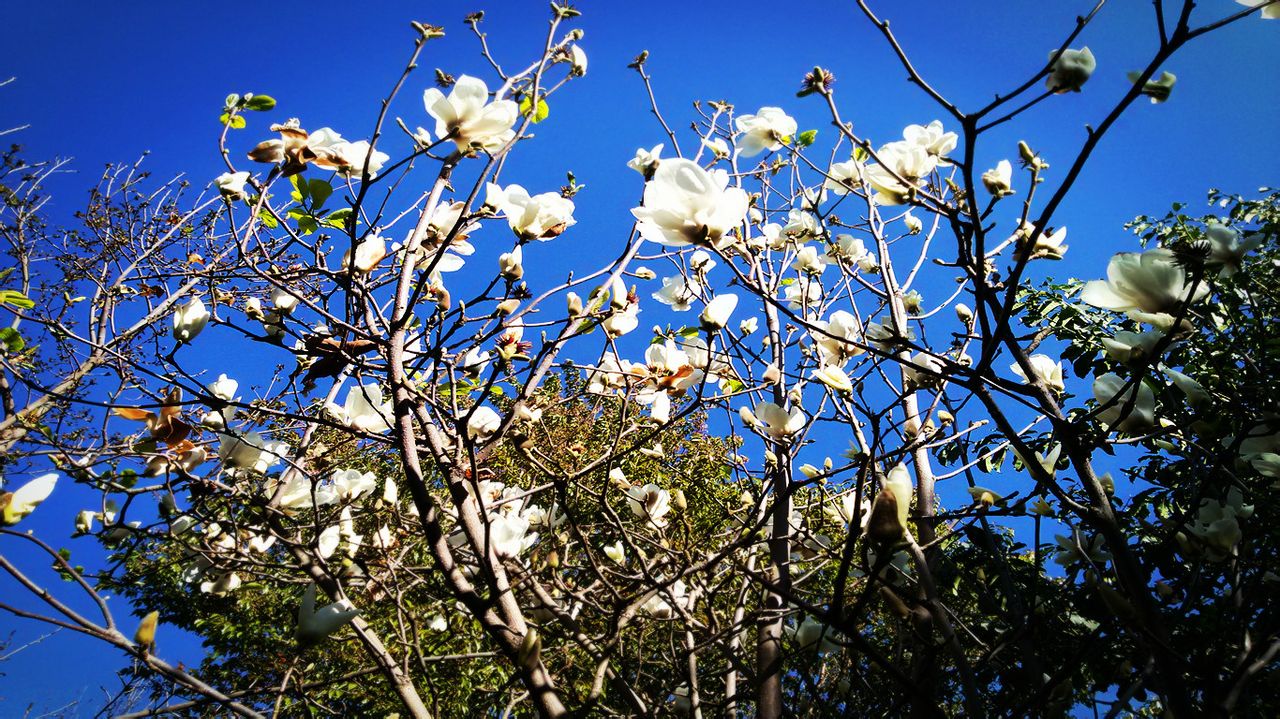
[783,281,822,310]
[810,310,863,368]
[652,275,701,311]
[756,402,806,438]
[824,161,861,195]
[489,511,537,559]
[734,107,798,157]
[1164,367,1210,407]
[218,431,286,474]
[460,347,492,377]
[1011,354,1065,393]
[793,246,828,275]
[701,136,731,158]
[603,304,640,338]
[326,383,393,434]
[631,159,749,248]
[700,294,738,330]
[739,317,758,335]
[2,473,58,526]
[688,249,716,273]
[1081,248,1209,317]
[862,141,937,205]
[1092,373,1156,433]
[467,406,502,440]
[902,352,946,390]
[339,234,388,274]
[626,483,672,528]
[1102,329,1166,364]
[1013,222,1068,261]
[332,469,378,502]
[313,139,389,179]
[603,540,626,564]
[641,579,688,619]
[200,572,242,596]
[1200,223,1260,276]
[214,171,250,198]
[568,44,588,75]
[1046,47,1097,93]
[903,212,924,234]
[812,365,854,393]
[865,318,914,349]
[495,245,524,281]
[296,583,359,645]
[781,210,822,245]
[1238,0,1280,19]
[423,75,518,153]
[270,287,299,314]
[427,614,448,632]
[830,234,870,265]
[172,297,210,343]
[866,465,913,541]
[981,160,1014,196]
[487,183,576,241]
[902,120,958,160]
[275,473,338,513]
[208,374,239,402]
[789,616,841,654]
[628,143,663,176]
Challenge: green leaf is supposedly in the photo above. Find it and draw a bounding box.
[0,328,24,353]
[218,113,246,129]
[797,129,818,147]
[244,94,277,111]
[290,174,309,203]
[308,180,333,210]
[519,95,550,123]
[297,216,318,236]
[0,289,35,310]
[323,208,354,229]
[258,208,279,229]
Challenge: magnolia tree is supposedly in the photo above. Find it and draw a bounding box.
[3,2,1280,717]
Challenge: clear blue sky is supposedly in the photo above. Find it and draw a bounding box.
[1,1,1276,714]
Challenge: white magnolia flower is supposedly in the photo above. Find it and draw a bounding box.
[641,579,689,619]
[1092,373,1156,433]
[218,431,286,474]
[315,139,389,179]
[862,141,936,205]
[467,406,503,440]
[339,234,388,274]
[793,245,828,275]
[783,280,822,310]
[756,402,806,438]
[688,249,716,273]
[700,294,738,330]
[701,136,730,159]
[1011,354,1065,394]
[568,44,588,75]
[1200,223,1260,276]
[1046,47,1096,93]
[734,107,797,157]
[903,211,924,234]
[1013,222,1069,261]
[200,571,242,596]
[603,304,640,338]
[1081,248,1210,317]
[326,383,393,434]
[781,210,822,245]
[866,465,914,541]
[172,297,210,343]
[902,352,946,390]
[208,374,239,402]
[788,616,841,654]
[812,365,854,393]
[652,275,701,311]
[214,171,250,198]
[830,234,870,265]
[739,317,758,335]
[981,160,1014,196]
[1164,367,1211,407]
[489,511,537,559]
[2,473,58,526]
[628,143,663,176]
[1102,329,1166,364]
[487,183,576,241]
[296,583,359,644]
[423,75,518,153]
[275,473,338,512]
[824,161,861,195]
[626,483,672,528]
[902,120,958,160]
[460,347,492,377]
[603,540,626,564]
[332,469,378,502]
[632,159,749,248]
[1238,0,1280,19]
[811,310,863,368]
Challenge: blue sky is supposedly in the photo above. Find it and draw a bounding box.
[1,1,1276,714]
